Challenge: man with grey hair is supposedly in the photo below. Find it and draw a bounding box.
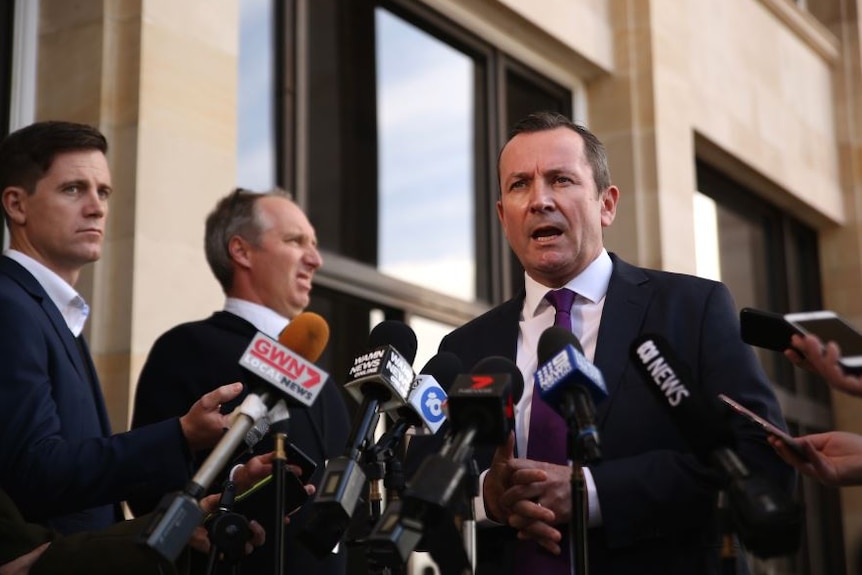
[131,188,349,575]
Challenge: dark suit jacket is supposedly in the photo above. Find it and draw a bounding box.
[131,311,350,575]
[0,486,185,575]
[0,257,191,535]
[426,253,795,575]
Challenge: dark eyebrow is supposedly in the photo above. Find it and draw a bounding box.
[505,171,533,184]
[57,178,89,189]
[544,167,575,177]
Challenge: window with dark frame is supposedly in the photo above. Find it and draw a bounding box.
[695,159,843,575]
[288,0,572,376]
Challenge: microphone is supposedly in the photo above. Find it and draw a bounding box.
[362,352,462,541]
[534,326,608,462]
[386,351,461,436]
[192,313,330,491]
[142,313,330,561]
[365,352,461,493]
[238,312,330,408]
[234,313,330,449]
[300,321,418,557]
[629,334,801,558]
[445,356,525,447]
[366,357,524,570]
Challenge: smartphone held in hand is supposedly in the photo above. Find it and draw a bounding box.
[718,393,808,461]
[785,311,862,375]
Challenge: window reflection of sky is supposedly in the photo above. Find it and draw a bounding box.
[237,4,477,302]
[694,191,721,282]
[376,9,476,301]
[237,0,275,191]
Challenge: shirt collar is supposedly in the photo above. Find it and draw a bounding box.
[4,249,90,336]
[224,297,290,339]
[523,248,613,318]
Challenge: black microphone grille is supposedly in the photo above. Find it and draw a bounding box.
[419,352,463,392]
[368,320,418,365]
[471,356,525,403]
[629,333,735,452]
[537,326,583,364]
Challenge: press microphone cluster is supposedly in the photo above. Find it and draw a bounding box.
[534,326,608,463]
[630,333,801,558]
[366,356,524,571]
[366,352,461,496]
[301,320,419,557]
[142,312,331,561]
[388,351,460,436]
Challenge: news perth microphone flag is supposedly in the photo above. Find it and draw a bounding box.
[239,332,329,407]
[534,327,608,409]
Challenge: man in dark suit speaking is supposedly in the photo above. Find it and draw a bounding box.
[0,121,241,538]
[433,112,795,574]
[131,188,350,574]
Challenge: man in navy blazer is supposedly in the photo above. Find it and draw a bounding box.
[131,188,350,575]
[0,121,243,536]
[432,112,795,574]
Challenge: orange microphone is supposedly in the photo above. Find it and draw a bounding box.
[278,311,330,363]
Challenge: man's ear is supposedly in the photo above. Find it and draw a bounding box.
[1,186,28,226]
[228,235,253,269]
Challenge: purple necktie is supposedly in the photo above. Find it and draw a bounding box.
[526,288,575,463]
[514,288,575,575]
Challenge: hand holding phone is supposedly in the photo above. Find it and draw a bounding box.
[232,442,319,515]
[718,394,808,461]
[739,307,801,352]
[785,311,862,375]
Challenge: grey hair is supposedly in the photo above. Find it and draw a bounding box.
[204,187,293,293]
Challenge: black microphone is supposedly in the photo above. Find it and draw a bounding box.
[300,320,418,557]
[366,356,524,570]
[362,352,463,544]
[444,356,525,448]
[629,334,801,557]
[375,352,461,452]
[534,326,608,462]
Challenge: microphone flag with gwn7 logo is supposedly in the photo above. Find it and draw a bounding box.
[143,313,331,562]
[239,332,328,407]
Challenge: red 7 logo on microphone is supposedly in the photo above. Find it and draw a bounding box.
[470,375,495,389]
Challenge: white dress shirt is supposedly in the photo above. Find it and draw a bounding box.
[476,248,612,528]
[224,297,289,339]
[4,249,90,336]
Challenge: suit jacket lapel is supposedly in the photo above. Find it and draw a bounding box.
[593,254,652,424]
[75,334,112,434]
[0,258,97,394]
[496,294,523,360]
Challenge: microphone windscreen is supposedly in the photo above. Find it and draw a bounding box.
[630,333,734,452]
[471,356,525,403]
[419,352,463,391]
[537,326,583,364]
[279,312,330,363]
[368,320,418,365]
